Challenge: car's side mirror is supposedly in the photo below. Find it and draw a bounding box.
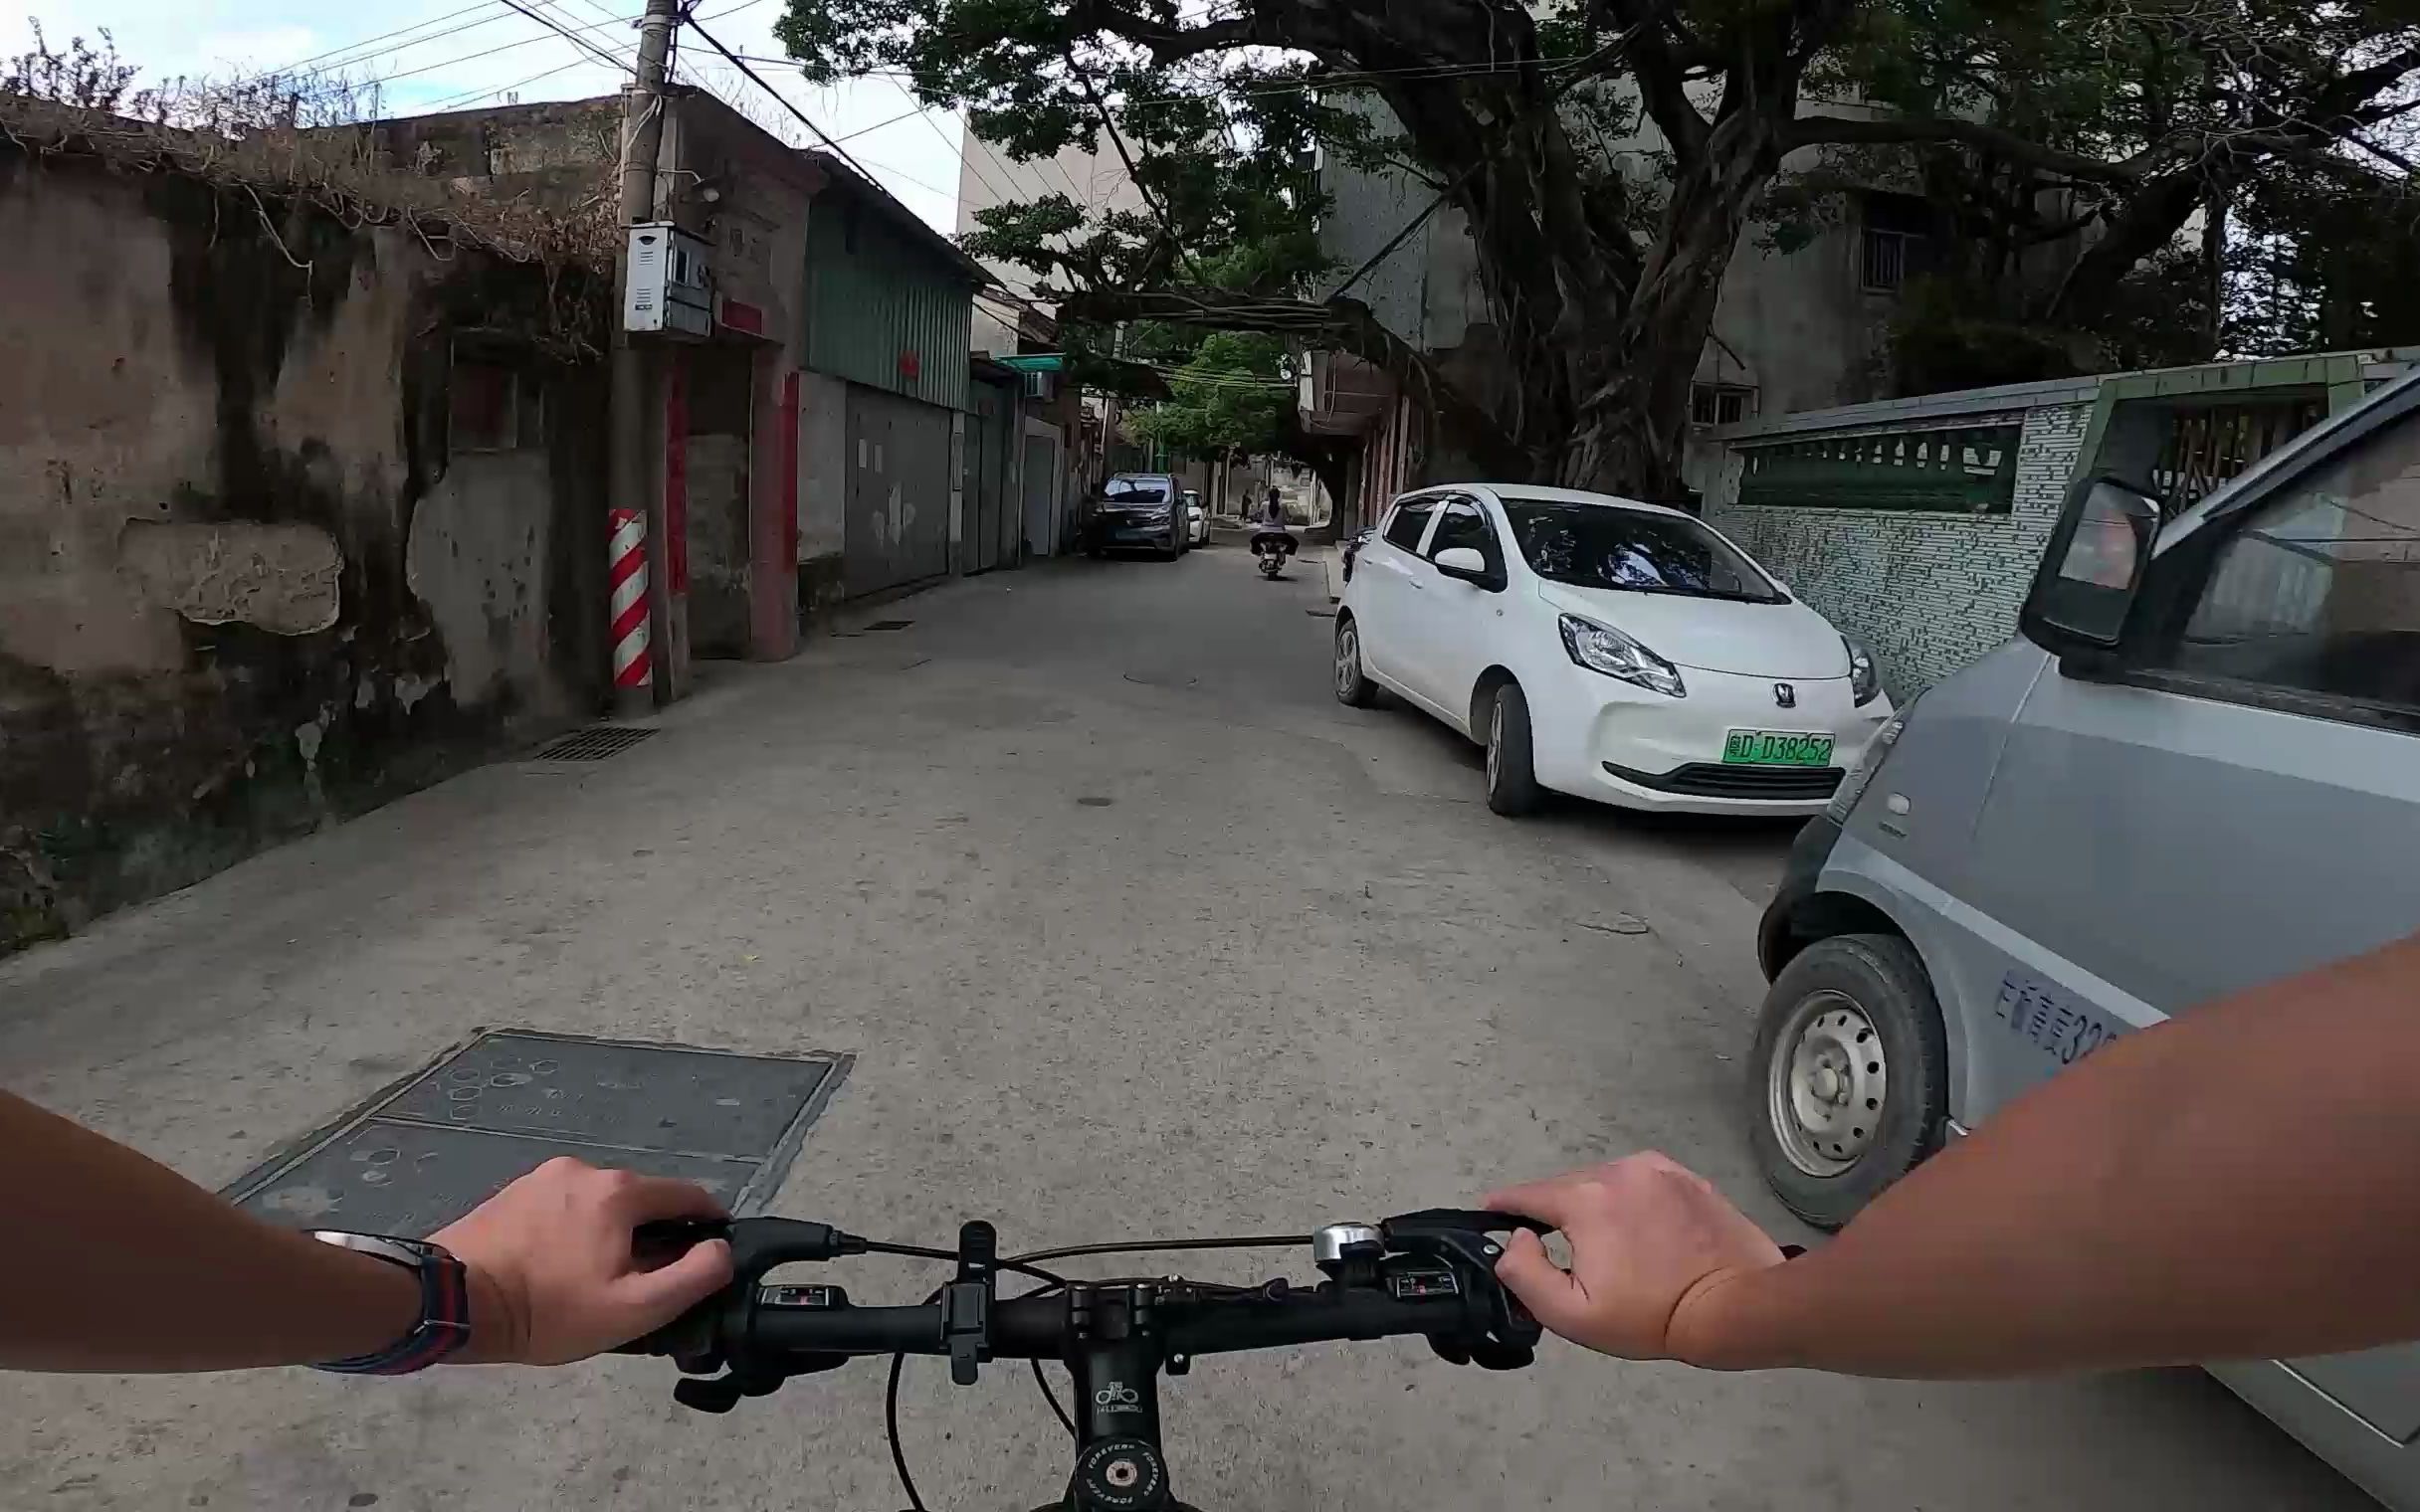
[2020,476,2161,657]
[1432,547,1505,591]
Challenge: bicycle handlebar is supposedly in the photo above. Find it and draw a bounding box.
[615,1209,1554,1510]
[623,1273,1500,1364]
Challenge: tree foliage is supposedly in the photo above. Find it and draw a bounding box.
[774,0,2420,494]
[1795,0,2420,387]
[1123,330,1294,456]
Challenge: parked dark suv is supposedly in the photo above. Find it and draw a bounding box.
[1084,473,1187,560]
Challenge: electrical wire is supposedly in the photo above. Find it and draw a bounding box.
[371,12,639,87]
[425,53,596,110]
[827,100,937,146]
[261,0,512,81]
[678,11,888,187]
[718,52,1605,102]
[499,0,636,74]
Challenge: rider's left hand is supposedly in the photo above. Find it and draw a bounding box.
[433,1157,733,1365]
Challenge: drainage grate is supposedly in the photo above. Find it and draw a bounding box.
[224,1031,849,1235]
[863,619,914,632]
[531,726,657,762]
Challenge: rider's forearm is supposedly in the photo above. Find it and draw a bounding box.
[0,1090,426,1371]
[1676,934,2420,1378]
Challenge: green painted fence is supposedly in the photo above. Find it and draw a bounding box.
[1737,424,2021,513]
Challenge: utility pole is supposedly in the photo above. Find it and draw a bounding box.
[608,0,680,718]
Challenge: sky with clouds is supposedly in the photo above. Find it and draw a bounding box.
[0,0,974,230]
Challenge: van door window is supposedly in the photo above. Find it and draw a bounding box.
[2142,419,2420,721]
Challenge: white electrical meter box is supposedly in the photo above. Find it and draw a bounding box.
[625,223,713,337]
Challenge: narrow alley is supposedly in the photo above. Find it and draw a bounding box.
[0,547,2359,1511]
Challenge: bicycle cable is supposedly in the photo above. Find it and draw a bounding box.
[881,1233,1313,1511]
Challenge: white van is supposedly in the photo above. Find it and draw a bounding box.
[1747,370,2420,1505]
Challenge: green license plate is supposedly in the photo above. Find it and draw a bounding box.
[1722,729,1835,767]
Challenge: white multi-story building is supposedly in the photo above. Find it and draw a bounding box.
[952,128,1147,356]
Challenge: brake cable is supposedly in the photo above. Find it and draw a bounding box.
[882,1233,1312,1512]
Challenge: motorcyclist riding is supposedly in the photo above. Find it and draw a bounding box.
[1250,487,1299,577]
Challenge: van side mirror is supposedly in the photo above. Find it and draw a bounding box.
[2020,476,2161,655]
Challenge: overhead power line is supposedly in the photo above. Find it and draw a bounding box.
[717,53,1604,103]
[499,0,635,74]
[677,13,891,189]
[427,54,597,111]
[265,0,507,80]
[368,11,640,87]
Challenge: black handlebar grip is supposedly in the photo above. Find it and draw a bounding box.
[633,1218,731,1251]
[1380,1208,1557,1238]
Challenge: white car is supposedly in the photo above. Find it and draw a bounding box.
[1332,485,1894,817]
[1183,490,1210,546]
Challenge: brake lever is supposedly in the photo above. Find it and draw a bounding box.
[1378,1209,1555,1370]
[624,1217,871,1409]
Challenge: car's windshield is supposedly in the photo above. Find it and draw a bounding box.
[1104,477,1171,503]
[1500,499,1783,603]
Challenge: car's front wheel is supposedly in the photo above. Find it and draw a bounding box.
[1483,681,1542,816]
[1333,616,1377,707]
[1746,933,1947,1229]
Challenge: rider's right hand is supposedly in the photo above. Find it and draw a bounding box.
[1483,1154,1786,1366]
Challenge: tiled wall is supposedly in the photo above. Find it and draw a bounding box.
[1706,402,2092,698]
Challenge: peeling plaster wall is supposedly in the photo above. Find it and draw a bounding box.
[0,148,609,952]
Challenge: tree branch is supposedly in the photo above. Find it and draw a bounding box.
[1598,0,1708,158]
[2308,44,2420,125]
[1059,286,1531,476]
[1066,2,1268,64]
[1787,112,2146,182]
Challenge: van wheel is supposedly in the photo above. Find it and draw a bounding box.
[1483,681,1542,817]
[1746,933,1946,1230]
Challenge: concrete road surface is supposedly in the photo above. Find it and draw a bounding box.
[0,544,2363,1511]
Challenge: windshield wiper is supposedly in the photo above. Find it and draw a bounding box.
[1557,578,1781,604]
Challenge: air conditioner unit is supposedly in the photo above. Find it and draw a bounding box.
[624,223,712,337]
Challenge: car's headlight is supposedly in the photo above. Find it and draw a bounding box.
[1558,614,1686,697]
[1827,703,1913,821]
[1844,635,1881,706]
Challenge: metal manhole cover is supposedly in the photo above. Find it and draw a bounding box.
[224,1031,849,1236]
[863,619,914,632]
[530,726,657,762]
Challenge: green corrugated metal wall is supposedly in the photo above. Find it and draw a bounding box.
[805,201,973,411]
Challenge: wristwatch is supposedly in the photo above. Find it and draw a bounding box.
[305,1231,474,1375]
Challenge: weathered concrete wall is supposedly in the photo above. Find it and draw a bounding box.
[0,147,608,951]
[799,371,851,559]
[684,350,754,659]
[1705,401,2091,697]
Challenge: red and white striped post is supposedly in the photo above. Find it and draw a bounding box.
[609,506,652,715]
